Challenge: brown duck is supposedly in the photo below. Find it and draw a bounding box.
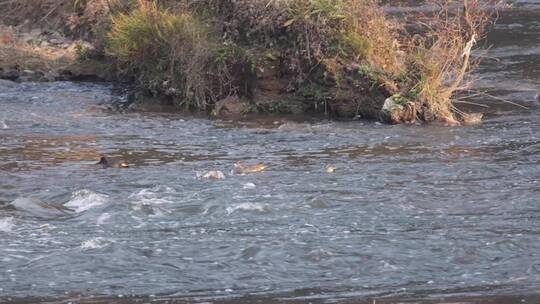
[97,156,129,168]
[233,161,266,174]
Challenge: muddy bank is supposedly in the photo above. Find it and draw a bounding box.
[0,25,114,82]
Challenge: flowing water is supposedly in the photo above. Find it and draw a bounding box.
[1,1,539,303]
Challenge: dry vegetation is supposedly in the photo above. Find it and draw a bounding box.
[0,0,502,124]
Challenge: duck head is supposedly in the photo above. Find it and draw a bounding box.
[97,156,110,167]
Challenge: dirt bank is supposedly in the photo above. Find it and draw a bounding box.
[0,0,117,82]
[0,0,495,125]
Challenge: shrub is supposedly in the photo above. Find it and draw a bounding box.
[107,0,212,109]
[105,0,498,123]
[402,0,499,124]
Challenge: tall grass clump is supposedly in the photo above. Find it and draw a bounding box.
[223,0,402,83]
[107,0,216,109]
[202,0,405,117]
[103,0,499,122]
[402,0,501,124]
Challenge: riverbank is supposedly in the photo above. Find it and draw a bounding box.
[0,25,114,82]
[3,293,539,304]
[0,1,499,125]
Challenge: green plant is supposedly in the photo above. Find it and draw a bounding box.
[73,0,85,12]
[74,43,91,62]
[107,0,213,109]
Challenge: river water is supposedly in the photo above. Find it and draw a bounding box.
[1,1,539,303]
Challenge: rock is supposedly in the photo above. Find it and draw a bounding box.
[60,60,115,81]
[43,70,60,82]
[382,96,404,113]
[380,97,403,124]
[381,95,418,124]
[214,95,243,116]
[20,70,44,82]
[0,79,18,88]
[49,38,62,45]
[10,197,74,219]
[0,69,19,81]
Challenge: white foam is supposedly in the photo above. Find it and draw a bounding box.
[81,238,109,250]
[243,182,256,189]
[226,203,268,214]
[80,237,111,250]
[0,217,15,233]
[129,188,174,207]
[197,170,226,180]
[96,213,111,225]
[65,189,109,213]
[129,186,176,217]
[132,185,176,197]
[0,120,8,129]
[138,197,172,205]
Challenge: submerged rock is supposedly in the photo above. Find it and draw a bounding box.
[10,197,74,219]
[0,79,17,88]
[0,68,19,81]
[214,96,243,116]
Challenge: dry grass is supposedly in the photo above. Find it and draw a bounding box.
[221,0,402,77]
[106,0,501,120]
[0,0,501,123]
[107,0,255,110]
[107,0,213,109]
[402,0,503,124]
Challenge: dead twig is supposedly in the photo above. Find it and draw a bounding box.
[39,2,62,23]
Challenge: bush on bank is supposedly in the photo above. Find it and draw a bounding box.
[0,0,497,124]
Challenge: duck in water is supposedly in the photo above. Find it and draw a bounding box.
[461,113,483,126]
[233,161,266,174]
[97,156,129,168]
[325,164,337,173]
